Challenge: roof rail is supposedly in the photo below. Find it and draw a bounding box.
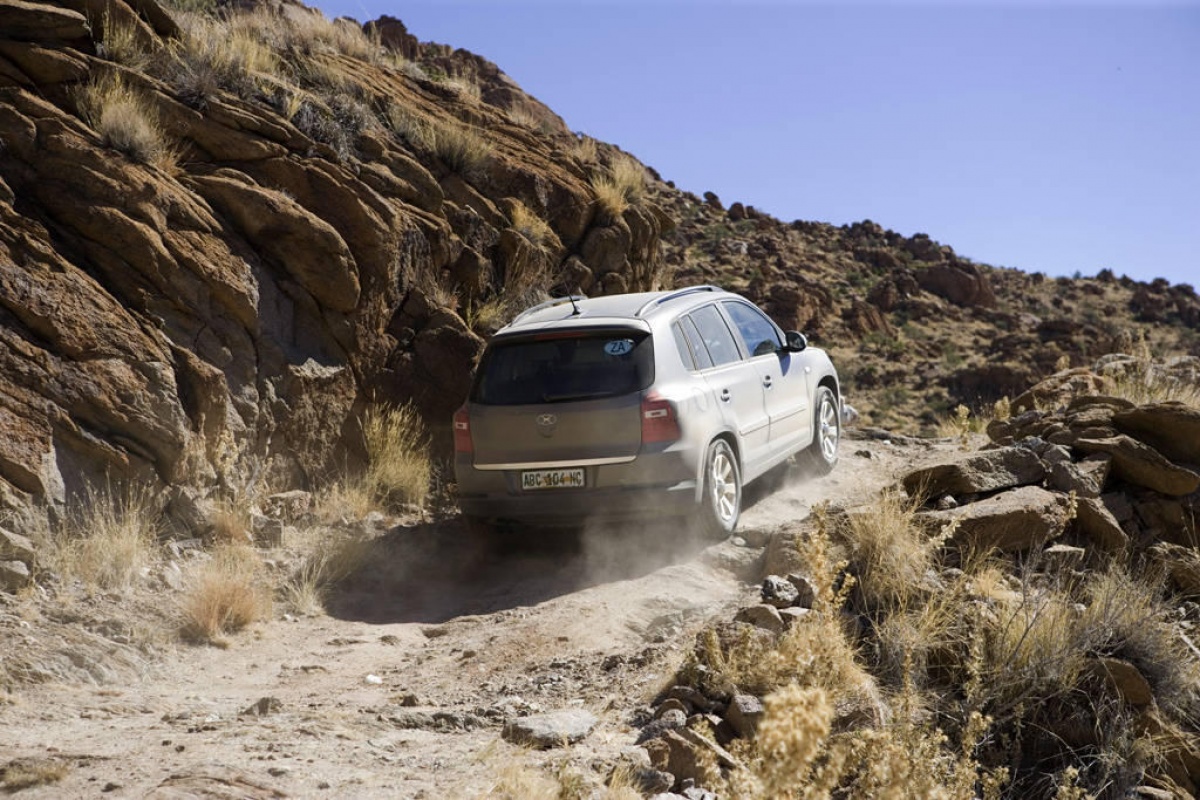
[635,285,723,317]
[509,294,587,325]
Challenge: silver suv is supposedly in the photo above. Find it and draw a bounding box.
[453,286,841,537]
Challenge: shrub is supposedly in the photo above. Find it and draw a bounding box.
[0,759,70,791]
[167,15,279,103]
[590,154,647,221]
[360,403,432,511]
[53,483,160,591]
[509,201,557,250]
[432,121,492,176]
[179,543,271,645]
[97,13,150,70]
[281,529,373,615]
[77,74,177,171]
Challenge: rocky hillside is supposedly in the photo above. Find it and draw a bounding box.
[1,0,1196,531]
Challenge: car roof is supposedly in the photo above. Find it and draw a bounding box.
[498,286,733,335]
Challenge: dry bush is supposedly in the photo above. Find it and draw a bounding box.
[77,74,177,170]
[590,154,647,220]
[0,758,70,791]
[281,529,373,615]
[98,13,150,70]
[1107,360,1200,407]
[465,296,510,336]
[509,201,557,250]
[832,489,941,616]
[359,403,432,511]
[445,75,482,102]
[167,14,279,103]
[54,484,160,592]
[179,543,271,645]
[572,135,599,164]
[280,11,378,61]
[505,105,541,128]
[432,121,492,176]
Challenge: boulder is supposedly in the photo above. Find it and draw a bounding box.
[1047,453,1110,498]
[501,709,597,749]
[913,261,996,309]
[1074,435,1200,496]
[724,694,764,739]
[1074,497,1130,553]
[786,574,817,609]
[0,0,88,41]
[1113,403,1200,466]
[1010,368,1111,414]
[919,486,1068,553]
[760,575,798,608]
[0,526,36,565]
[902,446,1045,498]
[733,604,785,634]
[1089,657,1154,707]
[644,728,741,788]
[0,559,30,592]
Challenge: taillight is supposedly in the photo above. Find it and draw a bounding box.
[641,392,681,444]
[453,406,473,454]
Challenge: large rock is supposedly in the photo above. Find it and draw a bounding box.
[0,0,88,41]
[919,486,1069,553]
[1074,497,1129,552]
[902,446,1045,498]
[501,709,597,749]
[0,559,30,592]
[1074,435,1200,496]
[1113,402,1200,466]
[0,526,35,564]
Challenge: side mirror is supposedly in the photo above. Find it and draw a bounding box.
[784,331,808,352]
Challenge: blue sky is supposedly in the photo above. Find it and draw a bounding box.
[314,1,1198,287]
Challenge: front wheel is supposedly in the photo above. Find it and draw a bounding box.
[799,386,840,475]
[696,439,741,539]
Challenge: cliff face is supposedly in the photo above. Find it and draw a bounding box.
[1,0,1196,529]
[0,0,670,525]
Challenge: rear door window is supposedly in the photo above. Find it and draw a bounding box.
[473,330,654,405]
[723,301,782,357]
[679,317,714,370]
[671,323,695,371]
[689,305,742,367]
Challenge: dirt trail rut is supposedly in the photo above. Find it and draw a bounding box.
[0,432,951,798]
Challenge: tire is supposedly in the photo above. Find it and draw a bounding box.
[697,439,742,539]
[800,386,840,475]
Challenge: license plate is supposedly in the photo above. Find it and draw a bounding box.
[521,469,585,490]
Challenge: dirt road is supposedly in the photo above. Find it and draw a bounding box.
[0,432,949,798]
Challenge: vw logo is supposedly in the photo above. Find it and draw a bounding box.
[536,413,557,437]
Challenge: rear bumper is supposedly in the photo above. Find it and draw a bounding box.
[458,480,699,525]
[455,448,700,525]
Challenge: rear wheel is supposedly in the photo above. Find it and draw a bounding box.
[697,439,741,539]
[800,386,840,474]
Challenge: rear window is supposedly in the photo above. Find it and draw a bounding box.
[473,330,654,405]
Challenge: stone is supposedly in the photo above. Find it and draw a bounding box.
[1043,543,1086,570]
[1114,402,1200,466]
[778,607,812,627]
[1075,497,1130,552]
[733,604,785,634]
[0,526,35,565]
[786,574,817,608]
[902,446,1046,498]
[250,512,284,547]
[1089,657,1154,707]
[655,699,689,719]
[760,575,798,608]
[666,685,715,713]
[0,0,89,40]
[263,490,313,522]
[724,694,764,739]
[645,728,741,788]
[241,696,282,717]
[919,486,1068,553]
[1075,435,1200,496]
[1047,454,1110,498]
[502,709,598,748]
[0,559,31,592]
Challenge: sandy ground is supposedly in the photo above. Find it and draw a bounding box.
[0,431,953,799]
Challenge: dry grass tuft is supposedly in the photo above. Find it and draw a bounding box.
[508,201,557,250]
[0,758,70,791]
[98,13,150,70]
[54,484,160,592]
[1106,358,1200,407]
[281,529,373,616]
[445,75,482,102]
[386,105,492,176]
[590,153,646,220]
[179,544,271,645]
[77,74,178,171]
[362,403,432,510]
[572,134,599,164]
[168,14,279,103]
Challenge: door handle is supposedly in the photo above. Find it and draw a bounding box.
[763,376,773,389]
[720,388,731,402]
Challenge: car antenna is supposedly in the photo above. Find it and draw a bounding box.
[569,291,582,316]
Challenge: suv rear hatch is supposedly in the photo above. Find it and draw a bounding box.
[469,328,653,467]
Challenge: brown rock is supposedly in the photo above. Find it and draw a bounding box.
[0,526,35,564]
[1011,368,1111,414]
[1075,435,1200,496]
[1074,497,1130,552]
[902,446,1045,498]
[913,261,996,308]
[734,604,785,634]
[1047,453,1110,498]
[0,0,88,40]
[645,728,741,787]
[724,694,764,739]
[1114,402,1200,466]
[919,486,1068,552]
[1089,657,1154,707]
[0,559,30,592]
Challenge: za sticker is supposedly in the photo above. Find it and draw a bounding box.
[604,340,634,356]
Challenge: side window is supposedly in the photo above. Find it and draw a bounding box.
[680,316,714,370]
[723,301,782,357]
[689,305,742,367]
[671,322,695,371]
